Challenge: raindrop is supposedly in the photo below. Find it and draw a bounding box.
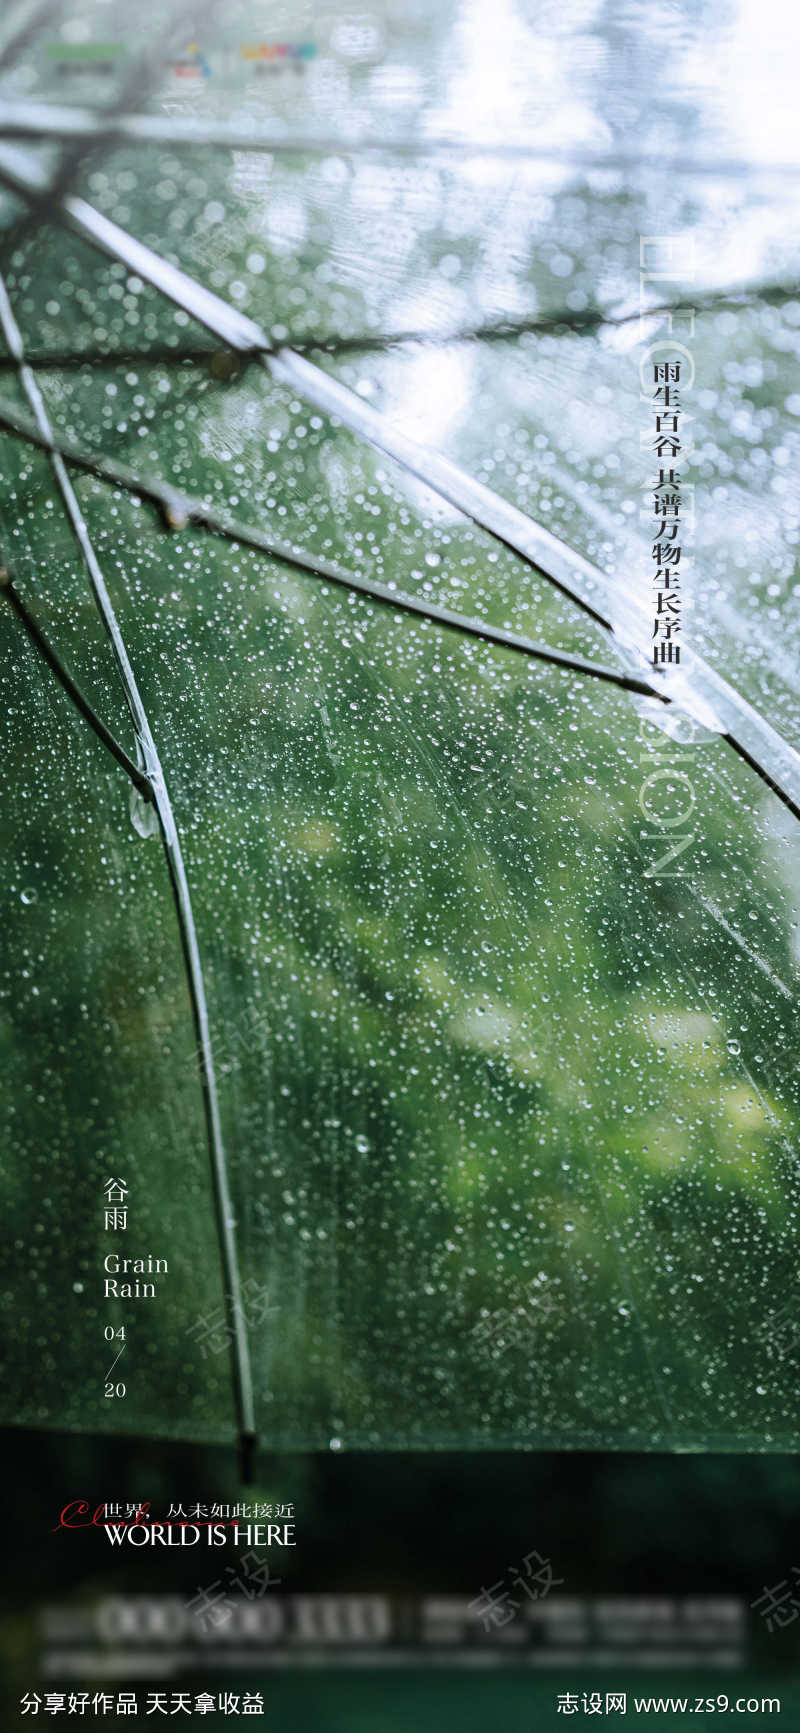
[129,786,159,840]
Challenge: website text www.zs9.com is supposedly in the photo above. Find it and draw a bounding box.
[634,1697,780,1715]
[555,1693,781,1715]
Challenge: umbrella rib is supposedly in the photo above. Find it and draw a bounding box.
[0,272,257,1470]
[1,140,799,829]
[0,562,155,794]
[1,102,798,179]
[0,277,792,368]
[265,358,800,825]
[0,388,664,700]
[0,144,676,634]
[5,409,800,836]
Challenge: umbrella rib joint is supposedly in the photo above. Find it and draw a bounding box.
[0,269,257,1474]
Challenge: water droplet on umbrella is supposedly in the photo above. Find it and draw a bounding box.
[129,785,159,840]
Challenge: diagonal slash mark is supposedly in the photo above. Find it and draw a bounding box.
[104,1343,126,1381]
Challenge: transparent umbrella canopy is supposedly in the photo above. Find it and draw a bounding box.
[1,0,799,1462]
